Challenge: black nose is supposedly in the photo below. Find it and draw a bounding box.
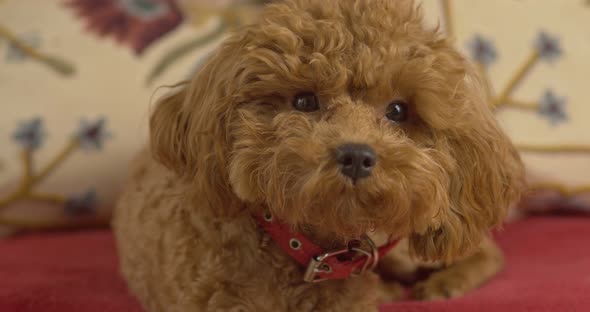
[335,144,377,181]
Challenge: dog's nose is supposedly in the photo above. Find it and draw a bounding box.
[335,144,376,181]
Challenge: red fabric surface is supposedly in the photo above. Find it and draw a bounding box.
[1,216,589,312]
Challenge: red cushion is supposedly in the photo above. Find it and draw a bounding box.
[1,216,589,312]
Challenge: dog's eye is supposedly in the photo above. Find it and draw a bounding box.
[293,92,320,112]
[386,100,409,122]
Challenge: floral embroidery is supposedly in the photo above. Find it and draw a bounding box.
[535,31,562,61]
[119,0,171,20]
[5,32,40,61]
[0,23,75,76]
[76,118,111,150]
[63,0,269,84]
[538,89,568,125]
[65,189,98,216]
[471,30,567,127]
[447,5,589,211]
[466,34,497,66]
[1,116,111,228]
[64,0,183,55]
[12,117,46,151]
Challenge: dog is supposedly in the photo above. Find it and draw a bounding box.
[113,0,525,311]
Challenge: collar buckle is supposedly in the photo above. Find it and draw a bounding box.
[303,249,349,283]
[303,235,379,283]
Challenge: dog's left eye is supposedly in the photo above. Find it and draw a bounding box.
[293,92,320,112]
[386,100,409,123]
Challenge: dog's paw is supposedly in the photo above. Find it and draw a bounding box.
[412,273,466,301]
[377,281,406,303]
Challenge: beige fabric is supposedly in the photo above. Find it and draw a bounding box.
[422,0,590,187]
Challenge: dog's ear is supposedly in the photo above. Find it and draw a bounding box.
[149,43,241,212]
[409,48,525,263]
[150,86,193,175]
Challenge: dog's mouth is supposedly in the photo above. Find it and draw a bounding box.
[293,184,408,236]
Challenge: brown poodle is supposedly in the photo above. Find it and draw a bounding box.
[113,0,525,311]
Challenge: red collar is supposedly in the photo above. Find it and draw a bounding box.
[255,212,399,283]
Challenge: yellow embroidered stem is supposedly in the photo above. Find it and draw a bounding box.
[494,50,539,107]
[498,98,538,111]
[476,62,493,102]
[0,23,75,76]
[0,216,110,231]
[0,191,25,209]
[0,139,80,209]
[145,22,226,85]
[22,150,33,181]
[517,144,590,154]
[441,0,454,38]
[0,151,34,209]
[34,139,80,185]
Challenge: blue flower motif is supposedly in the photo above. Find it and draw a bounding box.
[12,117,46,150]
[5,32,40,62]
[75,117,111,150]
[466,34,498,66]
[119,0,170,21]
[538,89,567,125]
[64,189,98,216]
[534,31,562,61]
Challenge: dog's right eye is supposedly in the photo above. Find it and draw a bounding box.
[293,92,320,112]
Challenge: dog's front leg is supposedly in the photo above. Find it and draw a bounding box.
[375,280,406,304]
[412,236,504,300]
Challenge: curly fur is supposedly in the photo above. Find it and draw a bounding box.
[114,0,525,311]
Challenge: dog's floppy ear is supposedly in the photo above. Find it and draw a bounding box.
[149,42,242,212]
[150,86,193,175]
[410,51,525,263]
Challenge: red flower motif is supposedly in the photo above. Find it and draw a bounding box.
[64,0,183,55]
